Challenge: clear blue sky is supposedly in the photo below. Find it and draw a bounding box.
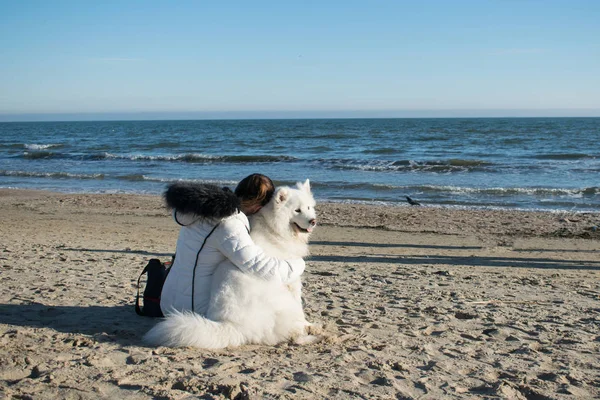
[1,0,599,120]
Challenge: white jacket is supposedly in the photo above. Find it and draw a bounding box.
[159,183,305,316]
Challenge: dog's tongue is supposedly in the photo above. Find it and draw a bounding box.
[306,226,314,233]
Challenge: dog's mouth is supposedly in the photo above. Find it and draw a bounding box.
[292,222,314,234]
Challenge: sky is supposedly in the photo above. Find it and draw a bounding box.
[0,0,599,121]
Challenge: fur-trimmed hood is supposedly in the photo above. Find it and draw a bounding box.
[164,182,240,219]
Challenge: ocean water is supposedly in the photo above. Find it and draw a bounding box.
[0,118,599,212]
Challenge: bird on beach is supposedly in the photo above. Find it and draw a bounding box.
[405,196,421,206]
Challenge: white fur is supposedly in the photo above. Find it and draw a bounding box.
[144,179,317,349]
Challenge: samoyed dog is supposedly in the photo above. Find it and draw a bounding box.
[144,179,318,349]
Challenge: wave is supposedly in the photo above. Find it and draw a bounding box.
[306,181,400,191]
[415,135,452,142]
[138,141,182,150]
[24,143,63,150]
[5,168,596,199]
[130,153,298,163]
[109,175,241,190]
[402,185,600,197]
[321,158,495,172]
[113,174,196,183]
[307,146,334,152]
[106,174,239,188]
[0,170,105,180]
[0,143,64,150]
[362,148,398,155]
[533,153,596,160]
[310,133,358,139]
[306,181,600,197]
[0,170,241,187]
[117,174,149,182]
[501,138,527,145]
[23,152,113,161]
[22,151,61,159]
[582,186,600,196]
[17,151,298,163]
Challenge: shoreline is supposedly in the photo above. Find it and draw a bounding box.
[1,188,599,399]
[1,188,599,239]
[2,185,599,214]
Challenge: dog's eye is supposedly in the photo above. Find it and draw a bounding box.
[295,208,301,213]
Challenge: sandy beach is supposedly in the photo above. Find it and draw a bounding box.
[1,189,599,399]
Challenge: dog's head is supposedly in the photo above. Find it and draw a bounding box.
[272,179,317,237]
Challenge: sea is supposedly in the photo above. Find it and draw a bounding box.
[0,118,599,212]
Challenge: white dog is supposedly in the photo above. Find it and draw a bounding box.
[144,180,318,349]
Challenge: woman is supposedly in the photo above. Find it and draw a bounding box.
[159,174,305,316]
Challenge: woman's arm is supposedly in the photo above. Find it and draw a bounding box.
[215,217,305,283]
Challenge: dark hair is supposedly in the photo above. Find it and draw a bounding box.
[234,173,275,212]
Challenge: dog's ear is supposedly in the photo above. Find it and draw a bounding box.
[275,187,289,204]
[296,179,311,193]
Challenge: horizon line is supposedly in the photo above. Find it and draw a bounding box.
[1,108,599,123]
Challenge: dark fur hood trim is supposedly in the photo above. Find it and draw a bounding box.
[164,182,240,219]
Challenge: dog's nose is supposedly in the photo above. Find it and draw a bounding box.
[309,219,317,226]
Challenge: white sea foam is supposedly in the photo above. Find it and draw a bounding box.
[0,170,104,179]
[24,144,60,150]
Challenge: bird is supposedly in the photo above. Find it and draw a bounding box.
[405,196,421,206]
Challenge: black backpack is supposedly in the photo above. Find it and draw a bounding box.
[135,258,173,317]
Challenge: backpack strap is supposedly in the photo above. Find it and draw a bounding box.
[135,263,150,316]
[191,222,220,313]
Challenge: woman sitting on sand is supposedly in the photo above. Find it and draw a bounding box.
[159,173,305,316]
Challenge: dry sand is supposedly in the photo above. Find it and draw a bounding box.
[0,189,599,399]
